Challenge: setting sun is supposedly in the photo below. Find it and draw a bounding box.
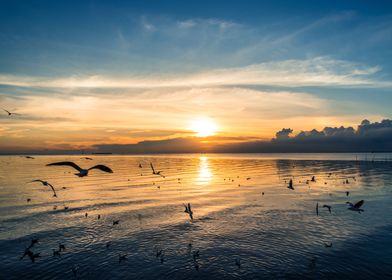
[190,117,218,137]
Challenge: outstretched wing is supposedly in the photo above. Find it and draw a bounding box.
[30,179,45,184]
[46,161,83,171]
[354,200,364,209]
[88,164,113,173]
[3,108,10,114]
[150,162,156,173]
[46,182,57,197]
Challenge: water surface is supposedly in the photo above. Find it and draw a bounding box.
[1,154,392,279]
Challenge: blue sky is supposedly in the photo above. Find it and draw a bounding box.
[1,0,392,152]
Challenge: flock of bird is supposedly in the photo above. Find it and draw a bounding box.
[12,154,367,278]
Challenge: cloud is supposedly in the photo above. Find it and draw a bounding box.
[0,57,387,89]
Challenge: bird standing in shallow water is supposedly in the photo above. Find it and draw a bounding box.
[46,161,113,177]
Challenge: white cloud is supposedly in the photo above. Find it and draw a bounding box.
[0,57,388,89]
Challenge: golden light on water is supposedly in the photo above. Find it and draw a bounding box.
[190,117,218,137]
[196,156,212,185]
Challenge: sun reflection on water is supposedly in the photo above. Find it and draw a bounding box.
[196,156,212,185]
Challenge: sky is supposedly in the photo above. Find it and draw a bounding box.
[1,0,392,153]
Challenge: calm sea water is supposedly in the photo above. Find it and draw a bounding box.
[1,154,392,279]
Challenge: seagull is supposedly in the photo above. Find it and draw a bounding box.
[25,156,35,159]
[323,205,332,213]
[80,157,93,160]
[183,203,193,220]
[27,198,31,203]
[316,202,319,216]
[46,161,113,177]
[59,244,65,252]
[288,179,294,190]
[3,108,20,116]
[139,163,142,168]
[311,176,316,182]
[347,200,365,213]
[150,162,165,178]
[113,220,120,226]
[85,212,88,218]
[346,191,350,196]
[98,214,101,220]
[29,179,57,197]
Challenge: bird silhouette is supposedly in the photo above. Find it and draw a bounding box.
[183,203,194,220]
[323,205,332,213]
[29,180,57,197]
[46,161,113,177]
[150,162,165,178]
[347,200,365,213]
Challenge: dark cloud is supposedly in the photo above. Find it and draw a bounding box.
[2,119,392,154]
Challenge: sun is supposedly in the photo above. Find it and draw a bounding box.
[190,117,218,137]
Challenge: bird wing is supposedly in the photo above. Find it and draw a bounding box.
[47,161,83,171]
[46,182,57,196]
[30,179,44,184]
[188,203,192,212]
[150,162,156,173]
[88,164,113,173]
[354,200,364,208]
[3,108,10,114]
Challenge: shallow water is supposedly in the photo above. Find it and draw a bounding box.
[1,154,392,279]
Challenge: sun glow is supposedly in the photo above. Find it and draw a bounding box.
[190,117,218,137]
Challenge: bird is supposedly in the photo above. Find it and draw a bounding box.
[346,200,365,212]
[59,244,66,252]
[323,205,332,213]
[119,254,127,263]
[98,214,101,220]
[346,191,350,196]
[311,176,316,182]
[246,177,251,180]
[25,156,35,159]
[29,179,57,197]
[288,179,294,190]
[150,162,165,178]
[113,220,120,226]
[235,258,241,269]
[46,161,113,177]
[316,202,319,216]
[3,108,20,116]
[139,163,142,168]
[80,157,93,160]
[21,249,40,263]
[324,242,333,248]
[85,212,88,218]
[27,198,31,203]
[183,203,193,220]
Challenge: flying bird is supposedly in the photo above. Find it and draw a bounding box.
[183,203,194,220]
[288,179,294,190]
[323,205,332,213]
[3,108,21,116]
[347,200,365,213]
[150,162,165,178]
[46,161,113,177]
[29,180,57,197]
